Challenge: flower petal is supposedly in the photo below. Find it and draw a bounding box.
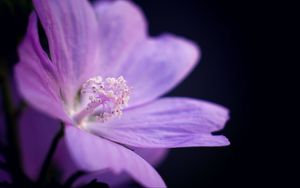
[79,148,168,188]
[134,147,168,167]
[14,13,69,122]
[88,97,229,148]
[0,169,11,184]
[19,107,61,181]
[94,1,200,107]
[93,0,147,75]
[64,126,166,188]
[53,137,168,187]
[121,35,200,107]
[33,0,101,103]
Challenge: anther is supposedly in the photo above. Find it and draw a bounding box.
[74,76,130,124]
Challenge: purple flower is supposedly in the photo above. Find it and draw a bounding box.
[14,0,230,187]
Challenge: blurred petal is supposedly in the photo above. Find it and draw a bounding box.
[122,35,200,107]
[0,169,11,184]
[94,0,147,75]
[88,97,229,148]
[53,144,167,188]
[33,0,101,103]
[19,107,60,181]
[65,126,166,188]
[102,147,168,187]
[12,107,167,187]
[94,1,200,107]
[134,147,168,167]
[78,148,168,188]
[14,13,69,121]
[53,137,168,187]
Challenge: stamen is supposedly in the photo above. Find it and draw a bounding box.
[74,76,130,124]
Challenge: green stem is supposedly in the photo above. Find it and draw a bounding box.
[37,123,64,186]
[0,65,25,186]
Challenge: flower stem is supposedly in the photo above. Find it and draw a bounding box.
[37,123,64,186]
[0,65,26,186]
[63,171,85,188]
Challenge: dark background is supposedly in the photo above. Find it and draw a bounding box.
[0,0,294,187]
[132,0,294,188]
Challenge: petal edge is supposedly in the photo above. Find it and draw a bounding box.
[65,126,166,187]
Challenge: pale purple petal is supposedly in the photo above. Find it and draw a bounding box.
[94,1,200,107]
[14,13,69,122]
[64,126,166,188]
[19,107,60,181]
[87,97,229,148]
[94,0,147,75]
[53,141,167,187]
[121,35,200,107]
[77,148,168,188]
[53,137,168,187]
[100,147,168,187]
[134,147,168,167]
[54,145,168,187]
[33,0,101,103]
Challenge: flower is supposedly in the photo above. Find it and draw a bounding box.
[14,0,230,187]
[17,107,168,187]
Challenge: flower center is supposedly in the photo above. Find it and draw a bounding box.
[74,76,130,125]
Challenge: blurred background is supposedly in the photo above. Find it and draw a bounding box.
[0,0,293,187]
[132,1,292,188]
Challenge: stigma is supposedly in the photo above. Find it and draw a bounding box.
[74,76,130,125]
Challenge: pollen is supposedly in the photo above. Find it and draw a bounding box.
[75,76,130,124]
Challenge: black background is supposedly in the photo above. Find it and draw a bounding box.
[0,0,295,187]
